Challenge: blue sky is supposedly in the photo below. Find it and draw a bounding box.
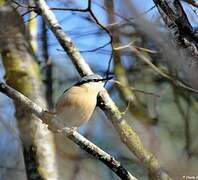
[38,0,159,79]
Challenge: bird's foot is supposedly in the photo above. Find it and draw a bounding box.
[67,126,78,135]
[57,126,78,135]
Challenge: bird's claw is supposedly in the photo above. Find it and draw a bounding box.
[56,126,78,134]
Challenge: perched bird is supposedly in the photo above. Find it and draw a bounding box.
[55,74,112,128]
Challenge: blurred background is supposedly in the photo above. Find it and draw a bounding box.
[0,0,198,179]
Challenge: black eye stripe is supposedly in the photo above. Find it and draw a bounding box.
[75,79,102,86]
[74,77,113,86]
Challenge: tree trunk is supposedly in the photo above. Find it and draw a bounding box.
[0,3,58,180]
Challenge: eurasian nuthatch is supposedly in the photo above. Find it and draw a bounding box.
[55,74,113,128]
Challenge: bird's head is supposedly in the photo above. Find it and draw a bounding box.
[75,74,113,92]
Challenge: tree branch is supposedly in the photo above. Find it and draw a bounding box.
[182,0,198,7]
[0,82,136,180]
[153,0,198,56]
[34,0,172,179]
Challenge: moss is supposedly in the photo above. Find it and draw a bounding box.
[114,62,156,123]
[0,0,5,6]
[2,50,40,96]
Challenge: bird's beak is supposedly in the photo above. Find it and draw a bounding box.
[98,76,114,82]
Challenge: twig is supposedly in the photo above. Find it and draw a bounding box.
[10,0,88,12]
[113,41,135,51]
[114,41,198,93]
[113,41,157,54]
[93,1,155,26]
[79,41,111,53]
[130,45,198,93]
[112,80,160,98]
[182,0,198,7]
[0,82,136,180]
[87,0,113,79]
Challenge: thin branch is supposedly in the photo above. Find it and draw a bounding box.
[153,0,198,56]
[44,7,88,12]
[34,1,172,179]
[182,0,198,7]
[24,13,38,23]
[87,0,113,78]
[114,42,158,54]
[93,1,155,26]
[111,80,160,98]
[114,40,198,93]
[130,45,198,93]
[0,82,136,180]
[21,9,32,17]
[113,41,135,51]
[79,41,111,53]
[10,0,88,12]
[87,0,112,39]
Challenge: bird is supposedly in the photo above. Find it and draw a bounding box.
[54,74,113,129]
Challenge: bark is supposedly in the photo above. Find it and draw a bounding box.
[0,3,58,180]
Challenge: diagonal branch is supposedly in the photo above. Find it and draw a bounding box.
[153,0,198,56]
[182,0,198,7]
[34,0,172,179]
[0,82,136,180]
